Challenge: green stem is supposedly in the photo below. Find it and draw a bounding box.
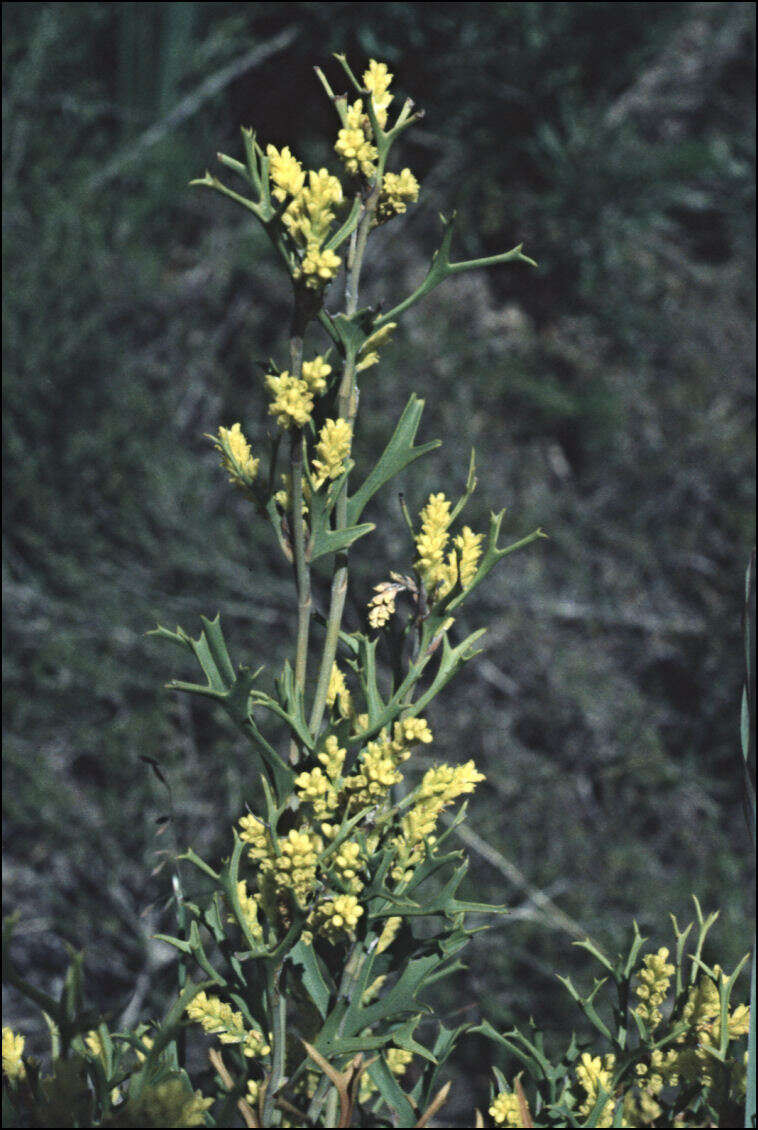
[262,962,287,1127]
[308,175,384,737]
[288,312,312,763]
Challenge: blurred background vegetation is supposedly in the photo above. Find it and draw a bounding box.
[3,2,755,1121]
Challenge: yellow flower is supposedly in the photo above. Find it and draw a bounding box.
[209,422,260,491]
[313,894,364,942]
[376,915,402,954]
[325,664,353,719]
[368,580,400,629]
[345,739,404,808]
[456,526,484,588]
[576,1052,616,1127]
[363,59,394,129]
[266,144,305,202]
[299,243,342,290]
[376,168,419,224]
[301,356,332,394]
[359,1045,412,1103]
[391,761,484,880]
[331,839,365,892]
[239,813,272,864]
[728,1003,750,1038]
[312,418,352,488]
[185,991,270,1057]
[415,493,453,590]
[2,1026,25,1081]
[235,879,264,942]
[318,733,347,778]
[265,372,314,429]
[357,322,397,372]
[274,826,323,906]
[335,106,378,178]
[295,766,339,818]
[489,1090,522,1127]
[634,947,675,1030]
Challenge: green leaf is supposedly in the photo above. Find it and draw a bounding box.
[365,1054,416,1127]
[289,940,333,1020]
[347,395,441,525]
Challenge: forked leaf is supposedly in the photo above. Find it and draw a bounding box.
[347,395,441,525]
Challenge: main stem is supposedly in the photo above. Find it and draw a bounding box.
[308,191,378,737]
[288,309,311,762]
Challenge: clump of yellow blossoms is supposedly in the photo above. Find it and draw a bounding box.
[266,147,344,290]
[489,1088,522,1127]
[185,991,270,1058]
[301,355,332,394]
[393,760,485,880]
[312,417,352,488]
[576,1052,617,1127]
[265,371,314,429]
[414,493,484,597]
[326,662,353,718]
[376,168,420,224]
[634,946,675,1029]
[208,422,259,492]
[2,1026,25,1081]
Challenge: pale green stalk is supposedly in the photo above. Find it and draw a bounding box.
[309,174,384,737]
[262,962,287,1127]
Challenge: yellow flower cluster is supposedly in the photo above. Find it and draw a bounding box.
[266,145,343,289]
[311,893,364,943]
[368,579,401,628]
[326,663,353,718]
[265,371,314,429]
[345,718,434,809]
[414,494,484,598]
[627,963,749,1117]
[267,144,305,202]
[2,1026,25,1081]
[312,417,352,488]
[294,765,340,818]
[489,1089,522,1127]
[376,168,420,224]
[414,493,452,588]
[335,100,379,178]
[363,59,394,128]
[376,915,402,954]
[575,1052,617,1127]
[209,422,259,491]
[331,839,365,893]
[318,733,347,778]
[392,760,485,880]
[334,60,394,179]
[236,878,264,942]
[302,355,332,394]
[272,827,323,907]
[634,947,675,1030]
[185,991,270,1058]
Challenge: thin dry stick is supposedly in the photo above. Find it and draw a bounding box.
[208,1047,259,1128]
[415,1080,452,1128]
